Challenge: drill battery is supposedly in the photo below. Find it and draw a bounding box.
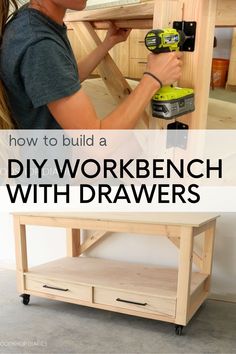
[151,86,195,119]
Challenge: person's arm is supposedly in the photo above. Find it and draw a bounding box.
[77,23,131,82]
[48,75,157,129]
[48,51,183,130]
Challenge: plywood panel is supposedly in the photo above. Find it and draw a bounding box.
[26,257,208,298]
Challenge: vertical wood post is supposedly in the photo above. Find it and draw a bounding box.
[151,0,183,129]
[176,226,193,325]
[66,229,81,257]
[14,216,28,293]
[201,221,216,292]
[152,0,217,129]
[226,28,236,89]
[178,0,217,128]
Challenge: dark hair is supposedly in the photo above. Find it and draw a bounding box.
[1,0,18,37]
[0,0,18,129]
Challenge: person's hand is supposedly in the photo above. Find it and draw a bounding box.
[104,22,131,49]
[146,52,183,88]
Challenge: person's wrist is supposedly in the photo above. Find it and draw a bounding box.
[143,72,163,89]
[142,73,161,93]
[102,38,114,51]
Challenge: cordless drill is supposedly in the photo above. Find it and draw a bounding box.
[145,28,195,119]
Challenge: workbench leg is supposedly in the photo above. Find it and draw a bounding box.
[176,226,193,326]
[151,0,183,129]
[226,28,236,90]
[179,0,217,128]
[152,0,217,129]
[14,216,28,294]
[70,22,149,129]
[66,228,81,257]
[201,220,216,292]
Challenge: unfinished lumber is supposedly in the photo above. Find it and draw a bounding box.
[216,0,236,27]
[150,0,183,129]
[79,231,108,254]
[67,229,81,257]
[226,28,236,89]
[65,2,154,22]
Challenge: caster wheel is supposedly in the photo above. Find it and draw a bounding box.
[20,294,30,305]
[175,325,184,336]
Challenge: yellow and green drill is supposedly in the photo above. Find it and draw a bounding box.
[145,28,195,119]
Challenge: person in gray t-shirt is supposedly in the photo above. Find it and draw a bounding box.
[0,1,183,130]
[1,3,80,129]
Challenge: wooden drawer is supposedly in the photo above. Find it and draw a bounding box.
[129,59,147,79]
[110,42,130,77]
[25,276,91,302]
[130,30,150,59]
[94,287,176,317]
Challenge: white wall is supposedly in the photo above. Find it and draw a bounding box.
[0,212,235,301]
[214,28,233,59]
[86,0,139,9]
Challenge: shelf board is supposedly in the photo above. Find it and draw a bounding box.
[26,257,208,299]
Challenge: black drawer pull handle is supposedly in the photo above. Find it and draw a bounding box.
[138,61,147,65]
[43,285,69,292]
[116,298,147,306]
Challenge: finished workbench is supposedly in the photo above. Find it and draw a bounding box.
[13,213,219,335]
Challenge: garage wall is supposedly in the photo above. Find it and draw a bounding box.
[1,212,235,302]
[214,28,233,59]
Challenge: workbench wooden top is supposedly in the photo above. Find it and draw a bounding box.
[13,213,219,227]
[64,0,236,28]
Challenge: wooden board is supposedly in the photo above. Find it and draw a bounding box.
[14,212,219,227]
[177,0,217,129]
[65,2,154,22]
[25,257,208,299]
[150,0,182,129]
[176,227,193,324]
[66,228,80,257]
[216,0,236,27]
[65,0,236,27]
[91,19,153,30]
[227,28,236,88]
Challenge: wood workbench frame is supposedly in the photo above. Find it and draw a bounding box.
[65,0,236,129]
[13,213,218,331]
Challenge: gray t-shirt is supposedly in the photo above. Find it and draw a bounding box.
[0,5,81,129]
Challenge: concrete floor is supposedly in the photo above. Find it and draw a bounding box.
[0,270,235,354]
[209,88,236,104]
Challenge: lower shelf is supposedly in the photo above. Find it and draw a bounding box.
[23,257,208,323]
